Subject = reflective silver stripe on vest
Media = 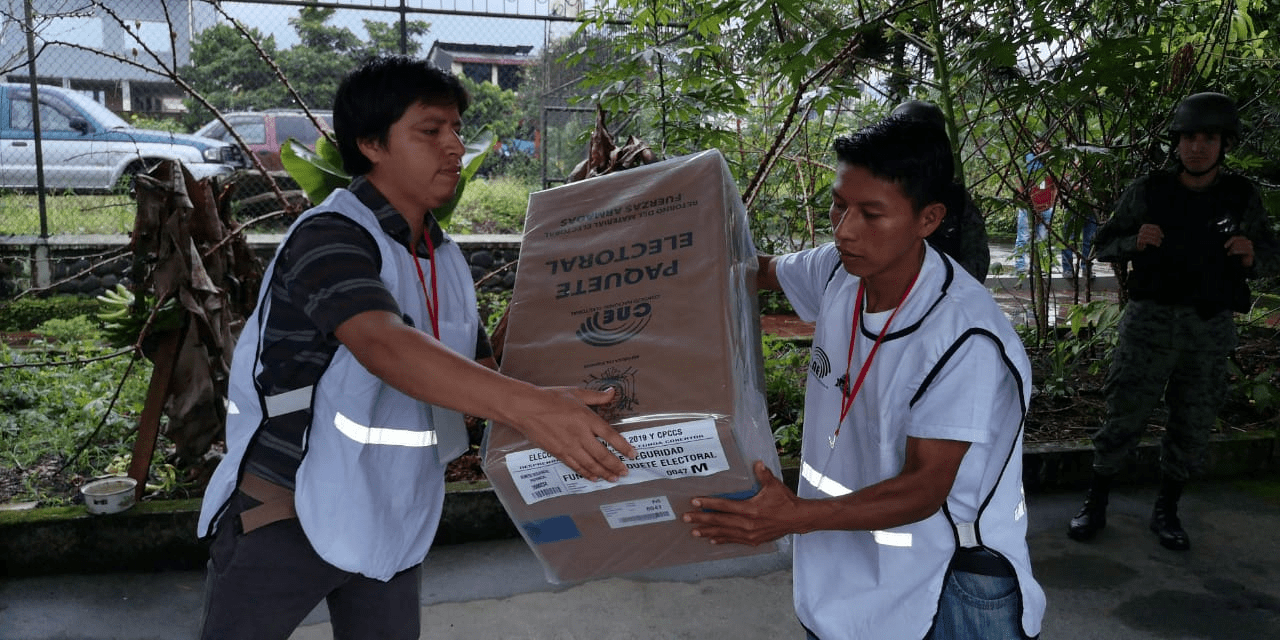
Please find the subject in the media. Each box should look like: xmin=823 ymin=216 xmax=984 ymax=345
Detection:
xmin=872 ymin=530 xmax=913 ymax=547
xmin=225 ymin=387 xmax=310 ymax=418
xmin=801 ymin=461 xmax=853 ymax=497
xmin=264 ymin=386 xmax=313 ymax=418
xmin=803 ymin=462 xmax=915 ymax=548
xmin=334 ymin=411 xmax=438 ymax=448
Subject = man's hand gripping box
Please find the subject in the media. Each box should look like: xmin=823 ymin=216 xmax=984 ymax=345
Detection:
xmin=483 ymin=150 xmax=782 ymax=583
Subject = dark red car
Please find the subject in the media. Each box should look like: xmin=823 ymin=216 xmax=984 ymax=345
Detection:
xmin=195 ymin=110 xmax=333 ymax=172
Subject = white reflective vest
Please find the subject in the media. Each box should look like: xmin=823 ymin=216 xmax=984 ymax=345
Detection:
xmin=778 ymin=244 xmax=1046 ymax=639
xmin=198 ymin=187 xmax=478 ymax=581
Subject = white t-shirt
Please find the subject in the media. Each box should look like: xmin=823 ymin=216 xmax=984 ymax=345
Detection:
xmin=776 ymin=243 xmax=1045 ymax=639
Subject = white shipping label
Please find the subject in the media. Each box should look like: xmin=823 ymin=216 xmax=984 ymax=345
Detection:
xmin=504 ymin=418 xmax=730 ymax=505
xmin=600 ymin=496 xmax=676 ymax=529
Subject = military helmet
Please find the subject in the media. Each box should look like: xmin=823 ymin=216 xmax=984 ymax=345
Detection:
xmin=1168 ymin=92 xmax=1240 ymax=137
xmin=890 ymin=100 xmax=947 ymax=132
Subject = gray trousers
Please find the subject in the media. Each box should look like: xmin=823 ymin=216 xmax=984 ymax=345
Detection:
xmin=200 ymin=491 xmax=423 ymax=640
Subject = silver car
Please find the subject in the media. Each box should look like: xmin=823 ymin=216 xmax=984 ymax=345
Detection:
xmin=0 ymin=83 xmax=246 ymax=192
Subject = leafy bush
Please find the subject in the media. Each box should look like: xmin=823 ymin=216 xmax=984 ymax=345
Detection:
xmin=1024 ymin=300 xmax=1123 ymax=399
xmin=485 ymin=151 xmax=542 ymax=184
xmin=1227 ymin=360 xmax=1280 ymax=415
xmin=759 ymin=290 xmax=794 ymax=315
xmin=475 ymin=289 xmax=512 ymax=337
xmin=127 ymin=113 xmax=186 ymax=134
xmin=0 ymin=342 xmax=155 ymax=506
xmin=763 ymin=336 xmax=809 ymax=459
xmin=32 ymin=316 xmax=102 ymax=344
xmin=0 ymin=302 xmax=177 ymax=506
xmin=0 ymin=296 xmax=101 ymax=332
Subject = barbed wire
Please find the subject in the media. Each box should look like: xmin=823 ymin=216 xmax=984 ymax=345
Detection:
xmin=0 ymin=345 xmax=137 ymax=370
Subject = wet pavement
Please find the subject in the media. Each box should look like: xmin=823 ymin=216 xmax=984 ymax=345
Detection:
xmin=986 ymin=243 xmax=1120 ymax=328
xmin=2 ymin=479 xmax=1277 ymax=639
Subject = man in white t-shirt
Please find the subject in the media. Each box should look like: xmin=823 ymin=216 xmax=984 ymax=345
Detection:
xmin=684 ymin=117 xmax=1045 ymax=639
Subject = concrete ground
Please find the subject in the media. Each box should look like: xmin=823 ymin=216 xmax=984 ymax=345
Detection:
xmin=2 ymin=479 xmax=1277 ymax=639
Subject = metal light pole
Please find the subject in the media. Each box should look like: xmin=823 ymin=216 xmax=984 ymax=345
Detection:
xmin=23 ymin=0 xmax=52 ymax=290
xmin=23 ymin=0 xmax=48 ymax=239
xmin=399 ymin=0 xmax=407 ymax=54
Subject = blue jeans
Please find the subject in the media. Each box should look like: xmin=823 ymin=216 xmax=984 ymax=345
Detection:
xmin=1061 ymin=217 xmax=1097 ymax=278
xmin=928 ymin=570 xmax=1026 ymax=640
xmin=1014 ymin=207 xmax=1052 ymax=273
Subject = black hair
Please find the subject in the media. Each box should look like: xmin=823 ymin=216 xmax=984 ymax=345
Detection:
xmin=889 ymin=99 xmax=947 ymax=135
xmin=333 ymin=55 xmax=471 ymax=176
xmin=833 ymin=117 xmax=954 ymax=213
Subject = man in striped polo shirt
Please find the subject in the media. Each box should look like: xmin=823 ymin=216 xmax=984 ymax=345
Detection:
xmin=198 ymin=56 xmax=636 ymax=640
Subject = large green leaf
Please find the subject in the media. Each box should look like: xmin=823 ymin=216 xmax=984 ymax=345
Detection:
xmin=278 ymin=127 xmax=493 ymax=228
xmin=280 ymin=136 xmax=350 ymax=206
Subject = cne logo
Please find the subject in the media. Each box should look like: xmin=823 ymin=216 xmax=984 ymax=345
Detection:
xmin=809 ymin=346 xmax=831 ymax=380
xmin=576 ymin=303 xmax=652 ymax=347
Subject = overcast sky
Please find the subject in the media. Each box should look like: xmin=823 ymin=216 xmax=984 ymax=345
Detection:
xmin=220 ymin=0 xmax=584 ymax=53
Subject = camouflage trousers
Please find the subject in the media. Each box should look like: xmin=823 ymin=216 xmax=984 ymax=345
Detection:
xmin=1093 ymin=300 xmax=1236 ymax=482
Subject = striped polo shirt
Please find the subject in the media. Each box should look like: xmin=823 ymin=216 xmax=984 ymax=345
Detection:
xmin=242 ymin=176 xmax=491 ymax=490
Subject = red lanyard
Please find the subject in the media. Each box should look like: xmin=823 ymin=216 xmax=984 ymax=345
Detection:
xmin=830 ymin=271 xmax=919 ymax=449
xmin=410 ymin=229 xmax=440 ymax=339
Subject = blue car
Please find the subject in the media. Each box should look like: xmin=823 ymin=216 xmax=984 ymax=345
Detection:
xmin=0 ymin=83 xmax=246 ymax=192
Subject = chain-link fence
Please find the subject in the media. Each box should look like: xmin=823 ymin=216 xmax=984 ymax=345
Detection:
xmin=0 ymin=0 xmax=618 ymax=238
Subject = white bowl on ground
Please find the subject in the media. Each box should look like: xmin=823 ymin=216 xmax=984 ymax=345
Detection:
xmin=81 ymin=477 xmax=138 ymax=515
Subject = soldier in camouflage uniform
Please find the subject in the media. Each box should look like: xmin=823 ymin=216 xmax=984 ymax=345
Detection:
xmin=1068 ymin=92 xmax=1280 ymax=550
xmin=890 ymin=100 xmax=991 ymax=282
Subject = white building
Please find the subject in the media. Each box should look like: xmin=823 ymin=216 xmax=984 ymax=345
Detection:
xmin=427 ymin=41 xmax=534 ymax=92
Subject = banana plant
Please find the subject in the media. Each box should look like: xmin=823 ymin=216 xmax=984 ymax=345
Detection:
xmin=279 ymin=126 xmax=494 ymax=228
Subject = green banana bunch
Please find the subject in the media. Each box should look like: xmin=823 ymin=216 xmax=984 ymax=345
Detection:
xmin=96 ymin=284 xmax=182 ymax=347
xmin=96 ymin=284 xmax=134 ymax=320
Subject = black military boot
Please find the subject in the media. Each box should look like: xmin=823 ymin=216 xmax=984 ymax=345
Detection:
xmin=1150 ymin=478 xmax=1191 ymax=551
xmin=1067 ymin=473 xmax=1113 ymax=541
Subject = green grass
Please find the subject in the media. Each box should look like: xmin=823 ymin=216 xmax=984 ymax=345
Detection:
xmin=1 ymin=179 xmax=538 ymax=237
xmin=449 ymin=176 xmax=535 ymax=235
xmin=0 ymin=170 xmax=543 ymax=238
xmin=0 ymin=193 xmax=135 ymax=236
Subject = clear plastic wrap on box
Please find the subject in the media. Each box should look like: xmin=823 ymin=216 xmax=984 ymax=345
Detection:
xmin=483 ymin=149 xmax=782 ymax=583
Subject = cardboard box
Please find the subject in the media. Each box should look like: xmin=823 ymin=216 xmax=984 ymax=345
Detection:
xmin=483 ymin=150 xmax=781 ymax=583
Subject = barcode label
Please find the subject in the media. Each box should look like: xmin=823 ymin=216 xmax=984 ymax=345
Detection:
xmin=618 ymin=511 xmax=671 ymax=524
xmin=600 ymin=496 xmax=676 ymax=529
xmin=533 ymin=486 xmax=564 ymax=499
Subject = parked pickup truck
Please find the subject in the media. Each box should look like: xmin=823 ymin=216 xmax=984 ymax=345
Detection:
xmin=0 ymin=83 xmax=246 ymax=192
